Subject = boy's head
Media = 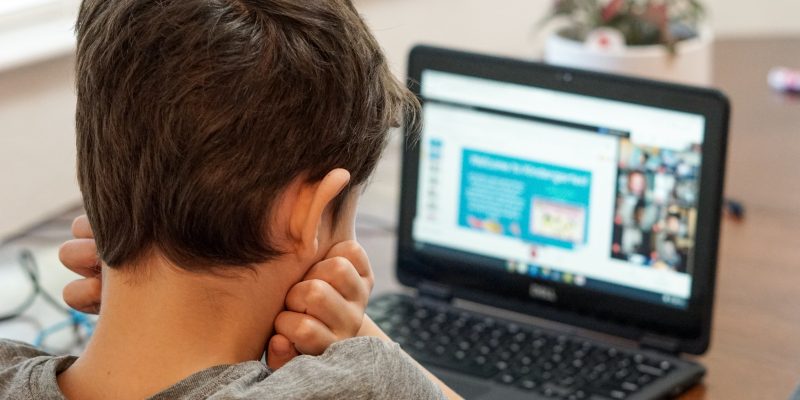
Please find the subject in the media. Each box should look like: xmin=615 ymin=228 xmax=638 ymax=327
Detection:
xmin=74 ymin=0 xmax=418 ymax=271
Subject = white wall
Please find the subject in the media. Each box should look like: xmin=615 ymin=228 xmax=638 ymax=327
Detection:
xmin=0 ymin=55 xmax=80 ymax=239
xmin=1 ymin=0 xmax=799 ymax=237
xmin=355 ymin=0 xmax=800 ymax=75
xmin=708 ymin=0 xmax=800 ymax=36
xmin=357 ymin=0 xmax=546 ymax=75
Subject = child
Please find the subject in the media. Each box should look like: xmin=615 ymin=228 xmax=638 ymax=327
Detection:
xmin=0 ymin=0 xmax=458 ymax=398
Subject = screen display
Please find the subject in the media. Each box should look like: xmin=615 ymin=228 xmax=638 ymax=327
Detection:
xmin=412 ymin=70 xmax=707 ymax=309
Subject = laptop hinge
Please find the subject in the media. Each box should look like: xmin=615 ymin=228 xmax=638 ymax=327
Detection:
xmin=417 ymin=281 xmax=454 ymax=303
xmin=639 ymin=333 xmax=681 ymax=355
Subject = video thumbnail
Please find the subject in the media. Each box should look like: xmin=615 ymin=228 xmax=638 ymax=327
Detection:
xmin=610 ymin=139 xmax=701 ymax=273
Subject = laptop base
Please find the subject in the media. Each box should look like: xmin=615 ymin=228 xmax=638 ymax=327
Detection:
xmin=368 ymin=293 xmax=704 ymax=400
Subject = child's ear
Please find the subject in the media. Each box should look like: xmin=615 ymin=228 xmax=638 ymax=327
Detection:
xmin=288 ymin=169 xmax=351 ymax=260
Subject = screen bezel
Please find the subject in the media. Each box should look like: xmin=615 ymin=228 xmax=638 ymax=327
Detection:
xmin=396 ymin=45 xmax=729 ymax=355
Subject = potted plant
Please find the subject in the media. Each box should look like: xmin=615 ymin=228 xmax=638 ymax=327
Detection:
xmin=541 ymin=0 xmax=712 ymax=86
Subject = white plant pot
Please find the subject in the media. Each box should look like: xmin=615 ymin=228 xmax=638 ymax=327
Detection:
xmin=544 ymin=29 xmax=713 ymax=86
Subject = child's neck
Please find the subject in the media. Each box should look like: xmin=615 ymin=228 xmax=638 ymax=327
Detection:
xmin=57 ymin=259 xmax=301 ymax=400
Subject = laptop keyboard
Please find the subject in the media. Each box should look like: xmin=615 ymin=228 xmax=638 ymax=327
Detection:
xmin=367 ymin=295 xmax=675 ymax=400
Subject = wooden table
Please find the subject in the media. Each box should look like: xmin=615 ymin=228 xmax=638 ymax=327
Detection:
xmin=359 ymin=37 xmax=800 ymax=399
xmin=681 ymin=37 xmax=800 ymax=400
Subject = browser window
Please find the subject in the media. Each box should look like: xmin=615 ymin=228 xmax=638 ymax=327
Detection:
xmin=412 ymin=70 xmax=706 ymax=309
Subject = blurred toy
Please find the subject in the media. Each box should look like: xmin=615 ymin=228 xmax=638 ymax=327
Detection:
xmin=768 ymin=67 xmax=800 ymax=93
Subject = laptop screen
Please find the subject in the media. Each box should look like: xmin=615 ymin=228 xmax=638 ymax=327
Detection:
xmin=411 ymin=70 xmax=707 ymax=310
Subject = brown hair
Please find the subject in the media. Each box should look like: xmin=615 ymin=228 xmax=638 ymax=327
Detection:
xmin=74 ymin=0 xmax=419 ymax=270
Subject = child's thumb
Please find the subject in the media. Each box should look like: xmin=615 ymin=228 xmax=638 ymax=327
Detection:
xmin=267 ymin=334 xmax=300 ymax=370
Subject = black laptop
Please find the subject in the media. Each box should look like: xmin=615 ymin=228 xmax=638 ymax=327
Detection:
xmin=366 ymin=46 xmax=729 ymax=400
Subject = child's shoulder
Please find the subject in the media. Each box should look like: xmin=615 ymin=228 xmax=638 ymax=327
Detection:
xmin=0 ymin=337 xmax=445 ymax=399
xmin=0 ymin=339 xmax=73 ymax=399
xmin=157 ymin=337 xmax=444 ymax=400
xmin=0 ymin=339 xmax=52 ymax=369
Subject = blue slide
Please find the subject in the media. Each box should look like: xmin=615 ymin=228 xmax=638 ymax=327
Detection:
xmin=458 ymin=149 xmax=592 ymax=250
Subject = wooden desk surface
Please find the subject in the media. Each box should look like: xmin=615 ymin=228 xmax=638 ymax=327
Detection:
xmin=682 ymin=37 xmax=800 ymax=399
xmin=359 ymin=37 xmax=800 ymax=399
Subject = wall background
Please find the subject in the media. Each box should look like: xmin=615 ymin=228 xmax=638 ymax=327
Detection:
xmin=2 ymin=1 xmax=799 ymax=238
xmin=355 ymin=0 xmax=800 ymax=75
xmin=0 ymin=56 xmax=77 ymax=239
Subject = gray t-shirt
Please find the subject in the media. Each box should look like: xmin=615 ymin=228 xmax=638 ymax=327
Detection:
xmin=0 ymin=337 xmax=444 ymax=399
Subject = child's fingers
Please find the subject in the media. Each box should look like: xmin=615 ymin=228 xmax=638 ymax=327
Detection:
xmin=60 ymin=218 xmax=102 ymax=314
xmin=62 ymin=277 xmax=102 ymax=314
xmin=58 ymin=239 xmax=100 ymax=278
xmin=323 ymin=241 xmax=374 ymax=294
xmin=284 ymin=279 xmax=360 ymax=336
xmin=274 ymin=311 xmax=338 ymax=356
xmin=266 ymin=334 xmax=300 ymax=370
xmin=71 ymin=215 xmax=95 ymax=239
xmin=303 ymin=257 xmax=369 ymax=305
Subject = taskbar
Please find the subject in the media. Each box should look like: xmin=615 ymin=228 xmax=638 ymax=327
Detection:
xmin=530 ymin=264 xmax=687 ymax=309
xmin=508 ymin=260 xmax=689 ymax=309
xmin=414 ymin=241 xmax=688 ymax=310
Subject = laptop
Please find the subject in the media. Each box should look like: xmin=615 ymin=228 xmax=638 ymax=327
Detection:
xmin=366 ymin=45 xmax=729 ymax=400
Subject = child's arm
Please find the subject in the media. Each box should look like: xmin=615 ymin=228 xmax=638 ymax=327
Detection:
xmin=358 ymin=315 xmax=464 ymax=400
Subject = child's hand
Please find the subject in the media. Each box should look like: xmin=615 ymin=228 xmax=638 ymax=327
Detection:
xmin=59 ymin=216 xmax=103 ymax=314
xmin=267 ymin=240 xmax=374 ymax=369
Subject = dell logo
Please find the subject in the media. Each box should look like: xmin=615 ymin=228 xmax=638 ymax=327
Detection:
xmin=529 ymin=283 xmax=557 ymax=302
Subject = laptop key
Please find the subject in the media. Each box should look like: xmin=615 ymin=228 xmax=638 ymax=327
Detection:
xmin=620 ymin=381 xmax=639 ymax=392
xmin=636 ymin=364 xmax=665 ymax=377
xmin=614 ymin=368 xmax=631 ymax=380
xmin=496 ymin=373 xmax=516 ymax=384
xmin=517 ymin=378 xmax=538 ymax=390
xmin=568 ymin=390 xmax=588 ymax=400
xmin=610 ymin=390 xmax=627 ymax=399
xmin=559 ymin=376 xmax=576 ymax=387
xmin=494 ymin=360 xmax=509 ymax=371
xmin=541 ymin=383 xmax=572 ymax=397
